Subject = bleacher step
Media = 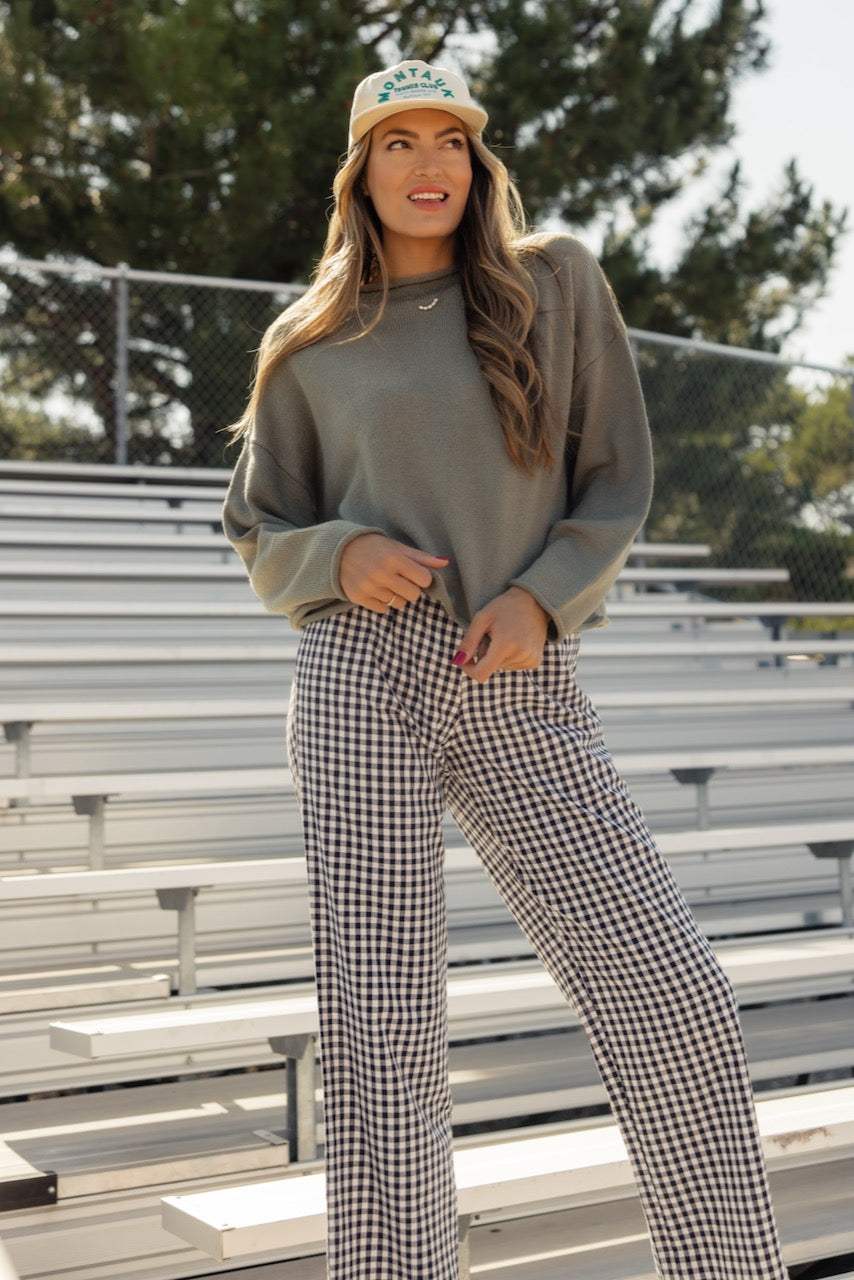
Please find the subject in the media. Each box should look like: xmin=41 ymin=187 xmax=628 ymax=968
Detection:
xmin=4 ymin=999 xmax=852 ymax=1200
xmin=0 ymin=971 xmax=171 ymax=1017
xmin=0 ymin=1073 xmax=289 ymax=1200
xmin=0 ymin=1141 xmax=56 ymax=1212
xmin=160 ymin=1089 xmax=854 ymax=1264
xmin=2 ymin=1155 xmax=852 ymax=1280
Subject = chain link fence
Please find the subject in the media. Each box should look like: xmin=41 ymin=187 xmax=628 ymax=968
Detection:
xmin=1 ymin=256 xmax=852 ymax=602
xmin=0 ymin=257 xmax=302 ymax=469
xmin=631 ymin=331 xmax=854 ymax=604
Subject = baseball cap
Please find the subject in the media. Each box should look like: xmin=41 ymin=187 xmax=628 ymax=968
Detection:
xmin=348 ymin=60 xmax=488 ymax=147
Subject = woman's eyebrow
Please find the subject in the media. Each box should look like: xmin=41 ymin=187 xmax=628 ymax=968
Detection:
xmin=380 ymin=125 xmax=466 ymax=140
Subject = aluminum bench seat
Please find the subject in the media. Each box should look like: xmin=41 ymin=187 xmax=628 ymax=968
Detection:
xmin=159 ymin=1085 xmax=854 ymax=1276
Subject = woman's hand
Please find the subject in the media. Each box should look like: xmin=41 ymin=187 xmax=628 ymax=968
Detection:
xmin=453 ymin=587 xmax=549 ymax=683
xmin=339 ymin=532 xmax=450 ymax=613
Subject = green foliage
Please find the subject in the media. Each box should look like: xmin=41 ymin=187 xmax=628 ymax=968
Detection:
xmin=743 ymin=373 xmax=854 ymax=532
xmin=480 ymin=0 xmax=766 ymax=223
xmin=0 ymin=0 xmax=372 ymax=280
xmin=602 ymin=161 xmax=844 ymax=350
xmin=0 ymin=400 xmax=104 ymax=460
xmin=777 ymin=526 xmax=852 ymax=603
xmin=637 ymin=343 xmax=854 ymax=599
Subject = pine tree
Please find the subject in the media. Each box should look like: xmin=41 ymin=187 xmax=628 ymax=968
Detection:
xmin=0 ymin=0 xmax=846 ymax=474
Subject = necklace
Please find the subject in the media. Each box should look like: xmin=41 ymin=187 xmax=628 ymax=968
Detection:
xmin=418 ymin=297 xmax=439 ymax=312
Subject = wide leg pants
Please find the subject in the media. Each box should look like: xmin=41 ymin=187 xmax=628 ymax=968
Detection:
xmin=287 ymin=598 xmax=787 ymax=1280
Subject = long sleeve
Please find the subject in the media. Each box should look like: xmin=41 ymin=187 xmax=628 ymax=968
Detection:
xmin=222 ymin=360 xmax=382 ymax=627
xmin=509 ymin=238 xmax=653 ymax=639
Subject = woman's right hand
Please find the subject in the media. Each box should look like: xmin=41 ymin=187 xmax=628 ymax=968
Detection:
xmin=338 ymin=533 xmax=450 ymax=613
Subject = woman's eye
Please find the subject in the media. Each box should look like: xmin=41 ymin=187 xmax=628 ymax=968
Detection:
xmin=385 ymin=136 xmax=464 ymax=151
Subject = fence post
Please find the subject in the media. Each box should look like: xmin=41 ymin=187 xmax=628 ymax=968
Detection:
xmin=630 ymin=335 xmax=648 ymax=580
xmin=114 ymin=263 xmax=129 ymax=464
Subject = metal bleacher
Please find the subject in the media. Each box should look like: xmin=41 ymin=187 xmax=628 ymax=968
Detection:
xmin=0 ymin=461 xmax=853 ymax=1280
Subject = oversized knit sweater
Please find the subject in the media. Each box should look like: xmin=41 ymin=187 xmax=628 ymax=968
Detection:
xmin=222 ymin=233 xmax=653 ymax=640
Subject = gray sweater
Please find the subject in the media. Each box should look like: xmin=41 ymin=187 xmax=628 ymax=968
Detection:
xmin=223 ymin=233 xmax=653 ymax=640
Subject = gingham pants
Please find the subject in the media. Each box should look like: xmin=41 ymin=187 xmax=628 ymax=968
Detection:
xmin=287 ymin=597 xmax=787 ymax=1280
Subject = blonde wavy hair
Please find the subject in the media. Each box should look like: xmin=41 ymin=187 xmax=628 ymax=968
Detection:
xmin=232 ymin=128 xmax=556 ymax=471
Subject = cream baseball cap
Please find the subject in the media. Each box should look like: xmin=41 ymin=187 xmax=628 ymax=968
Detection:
xmin=348 ymin=60 xmax=488 ymax=147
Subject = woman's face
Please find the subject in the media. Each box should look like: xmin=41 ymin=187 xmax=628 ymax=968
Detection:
xmin=364 ymin=107 xmax=473 ymax=272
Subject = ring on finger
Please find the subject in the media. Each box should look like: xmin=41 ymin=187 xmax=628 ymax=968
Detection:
xmin=385 ymin=593 xmax=397 ymax=606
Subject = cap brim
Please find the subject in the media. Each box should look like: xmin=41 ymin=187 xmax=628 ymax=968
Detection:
xmin=349 ymin=101 xmax=488 ymax=147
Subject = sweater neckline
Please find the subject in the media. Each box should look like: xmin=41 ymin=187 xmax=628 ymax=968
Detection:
xmin=360 ymin=265 xmax=458 ymax=300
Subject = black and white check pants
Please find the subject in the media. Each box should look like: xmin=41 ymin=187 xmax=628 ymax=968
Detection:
xmin=287 ymin=597 xmax=787 ymax=1280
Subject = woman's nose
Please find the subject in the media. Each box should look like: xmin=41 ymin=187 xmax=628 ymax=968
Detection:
xmin=414 ymin=151 xmax=441 ymax=174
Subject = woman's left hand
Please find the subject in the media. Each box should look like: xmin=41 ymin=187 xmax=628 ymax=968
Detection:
xmin=453 ymin=587 xmax=550 ymax=683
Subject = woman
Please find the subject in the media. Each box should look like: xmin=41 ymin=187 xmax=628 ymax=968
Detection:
xmin=223 ymin=59 xmax=787 ymax=1280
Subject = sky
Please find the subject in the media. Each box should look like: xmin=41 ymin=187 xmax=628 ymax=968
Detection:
xmin=698 ymin=0 xmax=852 ymax=371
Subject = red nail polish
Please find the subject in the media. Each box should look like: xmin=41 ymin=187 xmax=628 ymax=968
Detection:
xmin=451 ymin=650 xmax=467 ymax=667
